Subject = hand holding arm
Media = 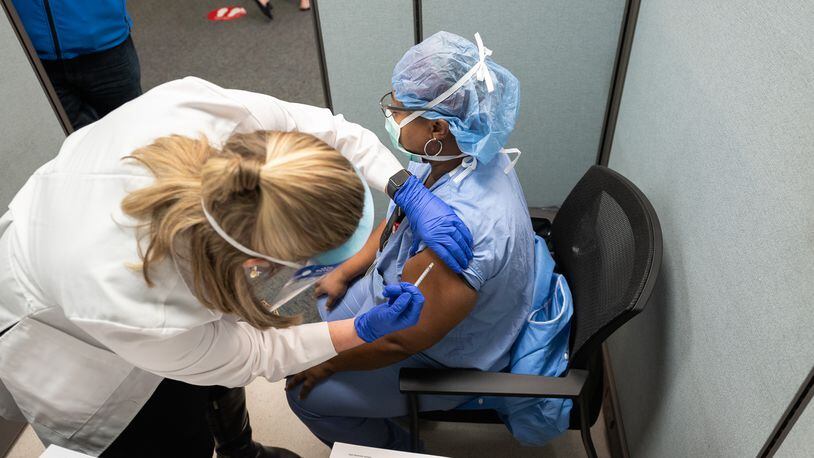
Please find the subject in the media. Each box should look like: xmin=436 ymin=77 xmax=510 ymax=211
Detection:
xmin=394 ymin=176 xmax=474 ymax=273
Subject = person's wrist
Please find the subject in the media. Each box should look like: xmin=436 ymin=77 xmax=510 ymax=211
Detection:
xmin=387 ymin=170 xmax=413 ymax=200
xmin=328 ymin=319 xmax=365 ymax=352
xmin=321 ymin=359 xmax=337 ymax=375
xmin=353 ymin=314 xmax=376 ymax=343
xmin=392 ymin=175 xmax=419 ymax=208
xmin=332 ymin=266 xmax=352 ymax=284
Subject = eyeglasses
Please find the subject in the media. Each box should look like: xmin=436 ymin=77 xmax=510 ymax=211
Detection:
xmin=379 ymin=91 xmax=443 ymax=118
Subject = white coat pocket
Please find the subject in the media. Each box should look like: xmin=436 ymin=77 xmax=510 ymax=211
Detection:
xmin=0 ymin=317 xmax=134 ymax=439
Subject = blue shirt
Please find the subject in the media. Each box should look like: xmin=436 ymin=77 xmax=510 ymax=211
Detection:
xmin=12 ymin=0 xmax=132 ymax=60
xmin=368 ymin=156 xmax=535 ymax=371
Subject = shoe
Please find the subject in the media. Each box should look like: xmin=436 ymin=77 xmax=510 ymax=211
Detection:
xmin=299 ymin=0 xmax=310 ymax=10
xmin=206 ymin=387 xmax=300 ymax=458
xmin=253 ymin=0 xmax=274 ymax=20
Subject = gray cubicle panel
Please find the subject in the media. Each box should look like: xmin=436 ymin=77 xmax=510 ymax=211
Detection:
xmin=314 ymin=0 xmax=415 ymax=220
xmin=776 ymin=394 xmax=814 ymax=458
xmin=606 ymin=0 xmax=814 ymax=456
xmin=421 ymin=0 xmax=627 ymax=207
xmin=0 ymin=1 xmax=66 ymax=454
xmin=0 ymin=5 xmax=66 ymax=207
xmin=316 ymin=1 xmax=627 ymax=214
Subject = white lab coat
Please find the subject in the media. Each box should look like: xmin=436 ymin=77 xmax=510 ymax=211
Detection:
xmin=0 ymin=77 xmax=403 ymax=456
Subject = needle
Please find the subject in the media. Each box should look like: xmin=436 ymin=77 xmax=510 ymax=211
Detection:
xmin=414 ymin=262 xmax=435 ymax=287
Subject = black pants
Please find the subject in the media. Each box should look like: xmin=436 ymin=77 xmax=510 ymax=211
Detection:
xmin=101 ymin=379 xmax=222 ymax=458
xmin=41 ymin=35 xmax=142 ymax=130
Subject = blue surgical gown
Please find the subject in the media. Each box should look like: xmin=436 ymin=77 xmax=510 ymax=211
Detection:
xmin=326 ymin=155 xmax=535 ymax=372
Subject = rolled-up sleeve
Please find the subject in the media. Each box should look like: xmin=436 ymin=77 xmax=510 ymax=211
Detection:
xmin=78 ymin=318 xmax=338 ymax=387
xmin=223 ymin=87 xmax=404 ymax=193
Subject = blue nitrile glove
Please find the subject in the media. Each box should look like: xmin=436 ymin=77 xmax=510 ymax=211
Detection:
xmin=354 ymin=282 xmax=426 ymax=343
xmin=393 ymin=175 xmax=474 ymax=273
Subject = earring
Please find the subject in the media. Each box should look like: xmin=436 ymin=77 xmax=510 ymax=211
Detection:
xmin=249 ymin=265 xmax=261 ymax=279
xmin=423 ymin=138 xmax=443 ymax=156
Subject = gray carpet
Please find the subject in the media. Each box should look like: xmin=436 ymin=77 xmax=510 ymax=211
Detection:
xmin=128 ymin=0 xmax=325 ymax=107
xmin=251 ymin=268 xmax=323 ymax=324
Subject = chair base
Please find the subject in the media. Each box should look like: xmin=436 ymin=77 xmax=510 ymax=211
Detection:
xmin=408 ymin=396 xmax=598 ymax=458
xmin=418 ymin=409 xmax=502 ymax=424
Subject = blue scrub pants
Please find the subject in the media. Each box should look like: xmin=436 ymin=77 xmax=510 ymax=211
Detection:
xmin=286 ymin=277 xmax=472 ymax=451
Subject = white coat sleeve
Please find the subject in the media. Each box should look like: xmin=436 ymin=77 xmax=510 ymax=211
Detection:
xmin=77 ymin=318 xmax=338 ymax=387
xmin=224 ymin=88 xmax=404 ymax=193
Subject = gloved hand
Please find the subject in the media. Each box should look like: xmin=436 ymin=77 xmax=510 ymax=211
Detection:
xmin=354 ymin=282 xmax=425 ymax=343
xmin=394 ymin=175 xmax=474 ymax=273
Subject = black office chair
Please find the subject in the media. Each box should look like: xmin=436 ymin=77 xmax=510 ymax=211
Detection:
xmin=399 ymin=165 xmax=663 ymax=457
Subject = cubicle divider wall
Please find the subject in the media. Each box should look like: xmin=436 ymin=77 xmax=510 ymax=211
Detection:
xmin=420 ymin=0 xmax=627 ymax=207
xmin=0 ymin=0 xmax=69 ymax=455
xmin=606 ymin=1 xmax=814 ymax=456
xmin=314 ymin=0 xmax=629 ymax=218
xmin=313 ymin=0 xmax=416 ymax=220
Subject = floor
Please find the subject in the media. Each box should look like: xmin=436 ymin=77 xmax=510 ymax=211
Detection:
xmin=128 ymin=0 xmax=325 ymax=107
xmin=8 ymin=2 xmax=611 ymax=457
xmin=8 ymin=379 xmax=610 ymax=457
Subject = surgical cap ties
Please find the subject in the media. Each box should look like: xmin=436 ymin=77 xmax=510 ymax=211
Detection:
xmin=474 ymin=33 xmax=495 ymax=93
xmin=400 ymin=32 xmax=496 ymax=128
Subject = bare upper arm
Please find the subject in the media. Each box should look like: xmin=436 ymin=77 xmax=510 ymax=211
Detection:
xmin=381 ymin=249 xmax=478 ymax=353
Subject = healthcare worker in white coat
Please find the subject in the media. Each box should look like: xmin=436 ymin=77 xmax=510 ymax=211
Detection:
xmin=0 ymin=76 xmax=474 ymax=458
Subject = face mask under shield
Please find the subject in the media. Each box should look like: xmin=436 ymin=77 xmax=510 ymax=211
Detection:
xmin=200 ymin=171 xmax=374 ymax=315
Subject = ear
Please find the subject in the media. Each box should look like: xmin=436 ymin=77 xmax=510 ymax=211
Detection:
xmin=242 ymin=258 xmax=275 ymax=280
xmin=430 ymin=119 xmax=452 ymax=140
xmin=243 ymin=258 xmax=271 ymax=269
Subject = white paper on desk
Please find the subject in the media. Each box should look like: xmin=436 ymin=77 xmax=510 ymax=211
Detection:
xmin=41 ymin=445 xmax=96 ymax=458
xmin=330 ymin=442 xmax=448 ymax=458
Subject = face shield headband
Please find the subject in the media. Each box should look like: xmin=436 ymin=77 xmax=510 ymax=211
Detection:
xmin=200 ymin=169 xmax=374 ymax=311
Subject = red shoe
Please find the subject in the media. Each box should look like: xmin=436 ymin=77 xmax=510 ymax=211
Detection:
xmin=207 ymin=6 xmax=248 ymax=22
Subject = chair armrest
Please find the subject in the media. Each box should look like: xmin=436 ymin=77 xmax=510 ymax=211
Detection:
xmin=399 ymin=368 xmax=588 ymax=399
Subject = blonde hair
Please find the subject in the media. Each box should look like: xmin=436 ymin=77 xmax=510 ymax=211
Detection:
xmin=121 ymin=131 xmax=365 ymax=328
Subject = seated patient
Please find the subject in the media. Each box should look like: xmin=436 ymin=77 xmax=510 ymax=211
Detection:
xmin=286 ymin=32 xmax=532 ymax=451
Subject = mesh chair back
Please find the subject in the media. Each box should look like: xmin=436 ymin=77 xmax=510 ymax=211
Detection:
xmin=552 ymin=166 xmax=662 ymax=368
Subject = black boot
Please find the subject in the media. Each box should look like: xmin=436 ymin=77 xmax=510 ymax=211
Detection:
xmin=253 ymin=0 xmax=273 ymax=20
xmin=206 ymin=387 xmax=300 ymax=458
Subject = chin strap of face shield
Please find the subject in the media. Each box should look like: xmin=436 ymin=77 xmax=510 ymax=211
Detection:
xmin=451 ymin=148 xmax=522 ymax=184
xmin=200 ymin=199 xmax=303 ymax=269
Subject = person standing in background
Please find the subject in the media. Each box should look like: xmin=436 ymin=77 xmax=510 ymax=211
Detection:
xmin=12 ymin=0 xmax=142 ymax=130
xmin=253 ymin=0 xmax=311 ymax=20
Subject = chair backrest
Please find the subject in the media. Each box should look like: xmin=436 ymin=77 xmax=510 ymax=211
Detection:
xmin=552 ymin=166 xmax=663 ymax=368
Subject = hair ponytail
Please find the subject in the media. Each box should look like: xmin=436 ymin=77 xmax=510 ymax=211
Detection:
xmin=121 ymin=131 xmax=364 ymax=329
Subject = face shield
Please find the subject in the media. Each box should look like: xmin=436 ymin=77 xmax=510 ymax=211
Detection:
xmin=201 ymin=171 xmax=374 ymax=312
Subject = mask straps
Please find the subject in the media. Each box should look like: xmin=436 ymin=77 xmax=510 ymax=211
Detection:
xmin=398 ymin=33 xmax=496 ymax=128
xmin=501 ymin=148 xmax=522 ymax=174
xmin=450 ymin=148 xmax=522 ymax=184
xmin=200 ymin=199 xmax=303 ymax=269
xmin=452 ymin=156 xmax=478 ymax=184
